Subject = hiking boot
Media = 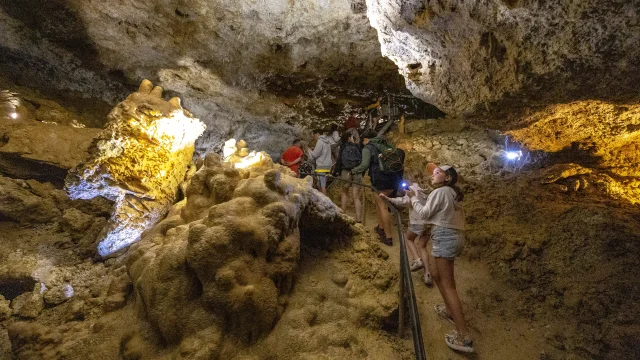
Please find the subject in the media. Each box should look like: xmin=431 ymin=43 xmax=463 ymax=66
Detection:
xmin=445 ymin=330 xmax=474 ymax=353
xmin=410 ymin=259 xmax=424 ymax=272
xmin=434 ymin=304 xmax=455 ymax=325
xmin=423 ymin=272 xmax=433 ymax=286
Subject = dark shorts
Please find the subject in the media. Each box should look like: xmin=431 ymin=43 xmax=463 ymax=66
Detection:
xmin=371 ymin=172 xmax=400 ymax=193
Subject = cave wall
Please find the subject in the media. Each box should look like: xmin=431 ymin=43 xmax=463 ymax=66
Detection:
xmin=365 ymin=0 xmax=640 ymax=116
xmin=0 ymin=0 xmax=407 ymax=158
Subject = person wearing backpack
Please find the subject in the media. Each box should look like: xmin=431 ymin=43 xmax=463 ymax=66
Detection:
xmin=335 ymin=128 xmax=363 ymax=223
xmin=350 ymin=130 xmax=405 ymax=246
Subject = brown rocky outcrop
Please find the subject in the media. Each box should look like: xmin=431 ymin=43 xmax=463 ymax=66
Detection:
xmin=66 ymin=80 xmax=205 ymax=256
xmin=123 ymin=153 xmax=397 ymax=359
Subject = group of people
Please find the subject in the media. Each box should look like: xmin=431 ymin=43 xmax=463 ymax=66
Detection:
xmin=279 ymin=105 xmax=474 ymax=353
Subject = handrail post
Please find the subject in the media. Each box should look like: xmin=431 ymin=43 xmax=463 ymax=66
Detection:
xmin=398 ymin=250 xmax=405 ymax=335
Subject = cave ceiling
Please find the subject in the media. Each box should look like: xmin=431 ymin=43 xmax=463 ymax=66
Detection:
xmin=0 ymin=0 xmax=407 ymax=157
xmin=1 ymin=0 xmax=640 ymax=165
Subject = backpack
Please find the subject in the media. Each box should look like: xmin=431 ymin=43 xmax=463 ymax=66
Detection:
xmin=370 ymin=140 xmax=404 ymax=174
xmin=341 ymin=143 xmax=362 ymax=170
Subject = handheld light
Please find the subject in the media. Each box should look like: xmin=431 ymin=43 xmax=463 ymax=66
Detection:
xmin=10 ymin=112 xmax=17 ymax=119
xmin=505 ymin=151 xmax=521 ymax=160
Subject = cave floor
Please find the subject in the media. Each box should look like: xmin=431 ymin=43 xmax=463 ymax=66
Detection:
xmin=351 ymin=195 xmax=551 ymax=359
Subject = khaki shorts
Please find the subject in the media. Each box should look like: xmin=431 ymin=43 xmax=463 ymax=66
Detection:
xmin=341 ymin=169 xmax=363 ymax=188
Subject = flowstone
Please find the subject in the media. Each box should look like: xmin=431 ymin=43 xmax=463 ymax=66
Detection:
xmin=123 ymin=153 xmax=397 ymax=359
xmin=66 ymin=80 xmax=205 ymax=256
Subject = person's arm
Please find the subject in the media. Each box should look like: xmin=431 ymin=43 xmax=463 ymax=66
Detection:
xmin=289 ymin=156 xmax=302 ymax=165
xmin=309 ymin=142 xmax=322 ymax=162
xmin=350 ymin=146 xmax=371 ymax=174
xmin=332 ymin=131 xmax=340 ymax=143
xmin=411 ymin=190 xmax=444 ymax=219
xmin=386 ymin=195 xmax=410 ymax=207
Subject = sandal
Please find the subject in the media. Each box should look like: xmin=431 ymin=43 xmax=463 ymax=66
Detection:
xmin=445 ymin=330 xmax=474 ymax=353
xmin=423 ymin=272 xmax=433 ymax=286
xmin=410 ymin=259 xmax=424 ymax=272
xmin=434 ymin=304 xmax=455 ymax=324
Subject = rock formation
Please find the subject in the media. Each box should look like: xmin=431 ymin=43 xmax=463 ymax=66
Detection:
xmin=66 ymin=80 xmax=205 ymax=256
xmin=365 ymin=0 xmax=640 ymax=115
xmin=0 ymin=0 xmax=407 ymax=160
xmin=122 ymin=152 xmax=397 ymax=359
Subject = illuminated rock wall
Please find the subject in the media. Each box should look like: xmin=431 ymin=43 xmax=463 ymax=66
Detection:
xmin=66 ymin=80 xmax=205 ymax=256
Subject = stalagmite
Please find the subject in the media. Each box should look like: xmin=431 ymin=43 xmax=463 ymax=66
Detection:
xmin=65 ymin=80 xmax=205 ymax=256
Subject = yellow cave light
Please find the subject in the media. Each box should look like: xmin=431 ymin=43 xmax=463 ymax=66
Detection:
xmin=233 ymin=151 xmax=264 ymax=169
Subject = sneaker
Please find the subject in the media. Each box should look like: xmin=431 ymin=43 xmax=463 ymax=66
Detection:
xmin=423 ymin=272 xmax=433 ymax=286
xmin=445 ymin=330 xmax=474 ymax=353
xmin=434 ymin=304 xmax=455 ymax=325
xmin=410 ymin=259 xmax=424 ymax=272
xmin=374 ymin=225 xmax=385 ymax=238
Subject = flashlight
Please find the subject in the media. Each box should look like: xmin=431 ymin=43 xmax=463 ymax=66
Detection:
xmin=401 ymin=181 xmax=408 ymax=190
xmin=505 ymin=151 xmax=521 ymax=160
xmin=10 ymin=112 xmax=17 ymax=119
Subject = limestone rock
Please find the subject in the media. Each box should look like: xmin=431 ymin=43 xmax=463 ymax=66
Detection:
xmin=0 ymin=176 xmax=61 ymax=223
xmin=43 ymin=284 xmax=74 ymax=306
xmin=11 ymin=290 xmax=44 ymax=319
xmin=61 ymin=208 xmax=95 ymax=233
xmin=0 ymin=117 xmax=99 ymax=170
xmin=125 ymin=152 xmax=354 ymax=356
xmin=66 ymin=80 xmax=205 ymax=256
xmin=366 ymin=0 xmax=640 ymax=115
xmin=0 ymin=295 xmax=11 ymax=321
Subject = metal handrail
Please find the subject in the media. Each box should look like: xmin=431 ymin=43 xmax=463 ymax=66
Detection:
xmin=300 ymin=172 xmax=427 ymax=360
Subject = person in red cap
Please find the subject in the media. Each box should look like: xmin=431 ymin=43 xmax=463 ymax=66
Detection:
xmin=408 ymin=163 xmax=473 ymax=353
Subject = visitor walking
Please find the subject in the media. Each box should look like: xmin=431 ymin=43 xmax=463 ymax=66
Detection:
xmin=350 ymin=130 xmax=404 ymax=246
xmin=407 ymin=163 xmax=474 ymax=353
xmin=335 ymin=128 xmax=363 ymax=223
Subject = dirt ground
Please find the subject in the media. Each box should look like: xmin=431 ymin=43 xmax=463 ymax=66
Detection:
xmin=340 ymin=197 xmax=551 ymax=359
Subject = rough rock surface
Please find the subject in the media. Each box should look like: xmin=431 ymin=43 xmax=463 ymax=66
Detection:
xmin=122 ymin=152 xmax=399 ymax=359
xmin=386 ymin=120 xmax=640 ymax=359
xmin=366 ymin=0 xmax=640 ymax=115
xmin=66 ymin=80 xmax=205 ymax=256
xmin=0 ymin=0 xmax=406 ymax=160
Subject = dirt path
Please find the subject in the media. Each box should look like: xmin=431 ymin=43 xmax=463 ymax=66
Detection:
xmin=350 ymin=200 xmax=550 ymax=359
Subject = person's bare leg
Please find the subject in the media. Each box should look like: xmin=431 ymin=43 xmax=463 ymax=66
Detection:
xmin=341 ymin=187 xmax=349 ymax=212
xmin=352 ymin=186 xmax=362 ymax=222
xmin=434 ymin=257 xmax=469 ymax=335
xmin=374 ymin=190 xmax=394 ymax=238
xmin=405 ymin=230 xmax=419 ymax=261
xmin=415 ymin=236 xmax=431 ymax=272
xmin=373 ymin=191 xmax=382 ymax=229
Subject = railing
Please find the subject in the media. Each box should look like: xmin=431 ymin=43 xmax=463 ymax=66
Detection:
xmin=301 ymin=172 xmax=427 ymax=360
